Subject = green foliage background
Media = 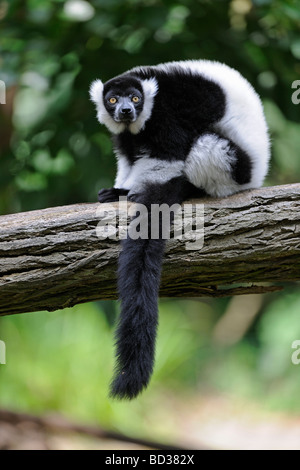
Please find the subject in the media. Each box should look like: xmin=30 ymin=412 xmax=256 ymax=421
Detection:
xmin=0 ymin=0 xmax=300 ymax=445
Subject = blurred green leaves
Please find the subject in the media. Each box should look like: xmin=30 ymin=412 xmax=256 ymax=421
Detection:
xmin=0 ymin=303 xmax=115 ymax=418
xmin=0 ymin=0 xmax=299 ymax=213
xmin=0 ymin=0 xmax=300 ymax=434
xmin=264 ymin=100 xmax=300 ymax=182
xmin=0 ymin=298 xmax=218 ymax=429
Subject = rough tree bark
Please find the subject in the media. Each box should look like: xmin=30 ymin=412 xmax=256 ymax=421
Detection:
xmin=0 ymin=183 xmax=299 ymax=317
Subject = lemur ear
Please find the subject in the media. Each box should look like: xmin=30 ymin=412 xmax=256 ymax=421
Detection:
xmin=89 ymin=79 xmax=104 ymax=104
xmin=141 ymin=77 xmax=158 ymax=101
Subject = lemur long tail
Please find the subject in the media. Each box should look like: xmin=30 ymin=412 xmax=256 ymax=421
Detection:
xmin=110 ymin=235 xmax=165 ymax=399
xmin=110 ymin=177 xmax=205 ymax=399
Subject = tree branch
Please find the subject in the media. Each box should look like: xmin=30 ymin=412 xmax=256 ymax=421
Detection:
xmin=0 ymin=183 xmax=299 ymax=316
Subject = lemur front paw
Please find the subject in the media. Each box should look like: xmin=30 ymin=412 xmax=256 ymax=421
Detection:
xmin=127 ymin=192 xmax=139 ymax=202
xmin=98 ymin=188 xmax=129 ymax=203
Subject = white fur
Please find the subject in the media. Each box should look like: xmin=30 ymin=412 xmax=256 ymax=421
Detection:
xmin=121 ymin=157 xmax=184 ymax=196
xmin=129 ymin=77 xmax=158 ymax=134
xmin=91 ymin=60 xmax=270 ymax=195
xmin=154 ymin=60 xmax=270 ymax=188
xmin=114 ymin=151 xmax=132 ymax=188
xmin=90 ymin=78 xmax=126 ymax=134
xmin=89 ymin=79 xmax=103 ymax=103
xmin=90 ymin=76 xmax=158 ymax=135
xmin=184 ymin=134 xmax=240 ymax=197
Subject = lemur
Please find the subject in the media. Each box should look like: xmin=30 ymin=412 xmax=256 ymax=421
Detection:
xmin=90 ymin=60 xmax=270 ymax=399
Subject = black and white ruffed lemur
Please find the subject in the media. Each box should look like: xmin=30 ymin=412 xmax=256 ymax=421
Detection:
xmin=90 ymin=60 xmax=270 ymax=399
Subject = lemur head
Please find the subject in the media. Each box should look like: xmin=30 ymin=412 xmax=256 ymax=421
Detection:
xmin=90 ymin=74 xmax=158 ymax=135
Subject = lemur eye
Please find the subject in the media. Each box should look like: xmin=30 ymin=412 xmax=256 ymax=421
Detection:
xmin=132 ymin=96 xmax=140 ymax=103
xmin=109 ymin=97 xmax=117 ymax=104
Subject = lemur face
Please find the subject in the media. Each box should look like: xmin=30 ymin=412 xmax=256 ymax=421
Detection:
xmin=103 ymin=79 xmax=144 ymax=124
xmin=90 ymin=74 xmax=158 ymax=134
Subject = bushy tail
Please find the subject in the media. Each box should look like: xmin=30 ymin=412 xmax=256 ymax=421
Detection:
xmin=109 ymin=176 xmax=204 ymax=399
xmin=110 ymin=235 xmax=166 ymax=399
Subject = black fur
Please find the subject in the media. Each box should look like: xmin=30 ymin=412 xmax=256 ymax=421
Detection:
xmin=230 ymin=144 xmax=252 ymax=185
xmin=92 ymin=64 xmax=256 ymax=400
xmin=117 ymin=69 xmax=226 ymax=162
xmin=104 ymin=76 xmax=144 ymax=96
xmin=98 ymin=187 xmax=129 ymax=203
xmin=110 ymin=177 xmax=203 ymax=399
xmin=104 ymin=77 xmax=144 ymax=120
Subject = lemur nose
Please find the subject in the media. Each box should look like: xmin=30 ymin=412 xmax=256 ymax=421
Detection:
xmin=121 ymin=108 xmax=132 ymax=115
